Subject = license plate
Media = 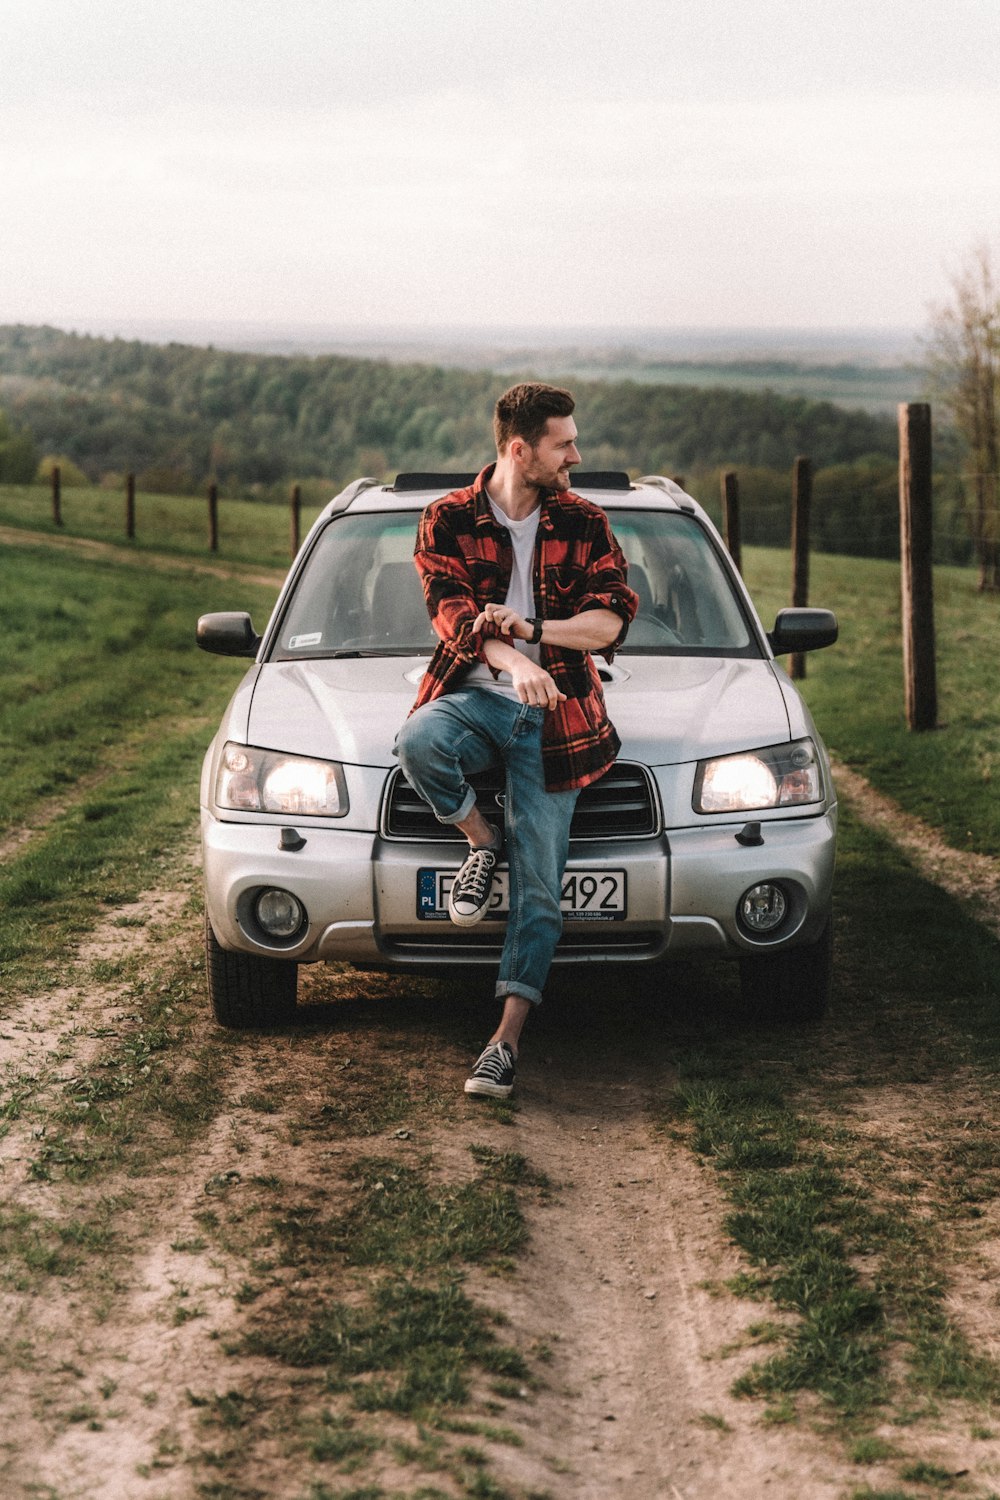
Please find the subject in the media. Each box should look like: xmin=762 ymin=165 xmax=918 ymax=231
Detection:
xmin=417 ymin=867 xmax=626 ymax=921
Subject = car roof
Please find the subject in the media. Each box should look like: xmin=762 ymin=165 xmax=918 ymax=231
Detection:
xmin=320 ymin=472 xmax=699 ymax=521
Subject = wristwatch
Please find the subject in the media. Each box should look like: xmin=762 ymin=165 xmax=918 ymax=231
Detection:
xmin=525 ymin=618 xmax=544 ymax=644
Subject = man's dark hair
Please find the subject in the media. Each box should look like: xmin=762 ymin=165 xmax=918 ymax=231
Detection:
xmin=493 ymin=382 xmax=575 ymax=452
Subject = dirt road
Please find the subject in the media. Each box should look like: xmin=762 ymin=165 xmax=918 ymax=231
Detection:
xmin=2 ymin=777 xmax=1000 ymax=1499
xmin=0 ymin=947 xmax=846 ymax=1499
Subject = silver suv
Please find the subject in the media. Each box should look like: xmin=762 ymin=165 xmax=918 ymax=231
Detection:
xmin=198 ymin=472 xmax=838 ymax=1027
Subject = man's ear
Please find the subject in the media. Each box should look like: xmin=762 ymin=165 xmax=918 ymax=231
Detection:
xmin=508 ymin=436 xmax=528 ymax=465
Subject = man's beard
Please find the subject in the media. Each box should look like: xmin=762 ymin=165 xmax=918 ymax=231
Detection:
xmin=523 ymin=458 xmax=571 ymax=492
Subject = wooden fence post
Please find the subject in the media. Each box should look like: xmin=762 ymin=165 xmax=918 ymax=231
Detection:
xmin=290 ymin=483 xmax=301 ymax=558
xmin=126 ymin=472 xmax=136 ymax=539
xmin=52 ymin=464 xmax=62 ymax=527
xmin=208 ymin=483 xmax=219 ymax=553
xmin=721 ymin=470 xmax=741 ymax=573
xmin=789 ymin=456 xmax=812 ymax=680
xmin=899 ymin=402 xmax=937 ymax=730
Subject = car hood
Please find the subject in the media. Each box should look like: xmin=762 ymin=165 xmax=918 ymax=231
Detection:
xmin=245 ymin=655 xmax=792 ymax=769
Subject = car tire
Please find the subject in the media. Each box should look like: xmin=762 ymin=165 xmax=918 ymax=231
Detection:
xmin=738 ymin=915 xmax=832 ymax=1024
xmin=204 ymin=913 xmax=298 ymax=1028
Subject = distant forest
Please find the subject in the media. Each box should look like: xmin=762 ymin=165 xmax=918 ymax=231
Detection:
xmin=0 ymin=322 xmax=901 ymax=485
xmin=0 ymin=323 xmax=966 ymax=562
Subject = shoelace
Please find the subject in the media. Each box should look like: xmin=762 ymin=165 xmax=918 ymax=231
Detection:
xmin=474 ymin=1044 xmax=512 ymax=1080
xmin=455 ymin=846 xmax=496 ymax=902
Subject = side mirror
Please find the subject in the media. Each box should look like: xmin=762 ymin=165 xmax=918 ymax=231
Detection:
xmin=767 ymin=607 xmax=839 ymax=655
xmin=196 ymin=612 xmax=262 ymax=658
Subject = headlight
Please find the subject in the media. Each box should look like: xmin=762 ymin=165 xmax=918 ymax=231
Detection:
xmin=216 ymin=742 xmax=348 ymax=817
xmin=693 ymin=738 xmax=821 ymax=814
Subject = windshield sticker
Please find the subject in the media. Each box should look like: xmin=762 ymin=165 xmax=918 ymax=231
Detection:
xmin=288 ymin=632 xmax=323 ymax=649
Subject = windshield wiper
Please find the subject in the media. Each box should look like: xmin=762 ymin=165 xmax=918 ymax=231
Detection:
xmin=326 ymin=648 xmax=414 ymax=658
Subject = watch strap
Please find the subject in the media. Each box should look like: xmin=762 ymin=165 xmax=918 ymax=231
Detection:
xmin=526 ymin=617 xmax=543 ymax=645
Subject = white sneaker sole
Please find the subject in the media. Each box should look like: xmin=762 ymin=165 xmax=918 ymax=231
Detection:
xmin=448 ymin=899 xmax=492 ymax=927
xmin=464 ymin=1077 xmax=514 ymax=1098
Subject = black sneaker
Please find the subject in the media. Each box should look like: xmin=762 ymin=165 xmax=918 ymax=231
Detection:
xmin=464 ymin=1040 xmax=516 ymax=1098
xmin=447 ymin=837 xmax=502 ymax=927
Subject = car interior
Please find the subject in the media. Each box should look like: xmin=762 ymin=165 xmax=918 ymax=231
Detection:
xmin=274 ymin=508 xmax=754 ymax=658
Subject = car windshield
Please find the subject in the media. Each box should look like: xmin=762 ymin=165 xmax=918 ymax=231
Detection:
xmin=269 ymin=508 xmax=759 ymax=661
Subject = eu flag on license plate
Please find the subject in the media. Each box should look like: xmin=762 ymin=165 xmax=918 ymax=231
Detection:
xmin=417 ymin=869 xmax=439 ymax=916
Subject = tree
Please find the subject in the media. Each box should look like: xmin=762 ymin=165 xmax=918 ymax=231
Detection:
xmin=926 ymin=242 xmax=1000 ymax=590
xmin=0 ymin=408 xmax=38 ymax=483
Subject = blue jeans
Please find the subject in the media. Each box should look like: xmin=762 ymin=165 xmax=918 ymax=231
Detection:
xmin=395 ymin=687 xmax=579 ymax=1006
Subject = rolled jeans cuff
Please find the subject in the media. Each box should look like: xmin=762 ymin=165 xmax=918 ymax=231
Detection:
xmin=436 ymin=785 xmax=478 ymax=825
xmin=496 ymin=980 xmax=543 ymax=1007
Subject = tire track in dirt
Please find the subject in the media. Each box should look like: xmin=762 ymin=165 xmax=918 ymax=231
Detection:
xmin=0 ymin=875 xmax=196 ymax=1167
xmin=832 ymin=757 xmax=1000 ymax=939
xmin=0 ymin=523 xmax=286 ymax=591
xmin=8 ymin=1046 xmax=278 ymax=1500
xmin=471 ymin=1049 xmax=851 ymax=1499
xmin=0 ymin=769 xmax=117 ymax=865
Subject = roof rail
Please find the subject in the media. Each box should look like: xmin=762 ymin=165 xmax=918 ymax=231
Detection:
xmin=330 ymin=475 xmax=382 ymax=511
xmin=393 ymin=472 xmax=478 ymax=491
xmin=571 ymin=471 xmax=631 ymax=490
xmin=636 ymin=474 xmax=695 ymax=513
xmin=392 ymin=469 xmax=634 ymax=493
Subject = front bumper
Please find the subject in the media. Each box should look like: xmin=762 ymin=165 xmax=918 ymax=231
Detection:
xmin=201 ymin=802 xmax=837 ymax=969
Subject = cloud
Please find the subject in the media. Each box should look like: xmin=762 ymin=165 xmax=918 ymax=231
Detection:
xmin=2 ymin=1 xmax=998 ymax=327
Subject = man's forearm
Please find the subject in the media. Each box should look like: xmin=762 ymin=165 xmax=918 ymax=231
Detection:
xmin=482 ymin=636 xmax=525 ymax=674
xmin=535 ymin=608 xmax=622 ymax=652
xmin=474 ymin=604 xmax=623 ymax=656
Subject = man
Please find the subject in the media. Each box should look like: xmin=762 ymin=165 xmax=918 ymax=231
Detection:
xmin=394 ymin=383 xmax=637 ymax=1098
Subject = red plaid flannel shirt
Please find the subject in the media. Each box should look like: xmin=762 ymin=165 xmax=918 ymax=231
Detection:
xmin=410 ymin=466 xmax=639 ymax=792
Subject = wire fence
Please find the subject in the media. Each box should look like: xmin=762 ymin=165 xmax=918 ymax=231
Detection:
xmin=10 ymin=461 xmax=1000 ymax=581
xmin=699 ymin=473 xmax=1000 ymax=571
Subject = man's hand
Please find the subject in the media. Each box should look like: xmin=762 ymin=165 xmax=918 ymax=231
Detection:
xmin=472 ymin=601 xmax=530 ymax=640
xmin=509 ymin=656 xmax=566 ymax=709
xmin=474 ymin=603 xmax=564 ymax=707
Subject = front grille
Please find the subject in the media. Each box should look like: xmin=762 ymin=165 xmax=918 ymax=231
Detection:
xmin=383 ymin=761 xmax=658 ymax=842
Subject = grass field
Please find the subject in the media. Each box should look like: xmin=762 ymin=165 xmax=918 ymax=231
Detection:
xmin=539 ymin=360 xmax=918 ymax=415
xmin=0 ymin=539 xmax=279 ymax=985
xmin=0 ymin=481 xmax=325 ymax=571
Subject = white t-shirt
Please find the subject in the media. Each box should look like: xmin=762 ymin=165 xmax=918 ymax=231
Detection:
xmin=464 ymin=495 xmax=541 ymax=698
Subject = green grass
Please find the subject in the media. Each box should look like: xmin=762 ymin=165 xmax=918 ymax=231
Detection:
xmin=0 ymin=543 xmax=277 ymax=988
xmin=0 ymin=1206 xmax=118 ymax=1286
xmin=850 ymin=1435 xmax=899 ymax=1464
xmin=0 ymin=907 xmax=545 ymax=1492
xmin=215 ymin=1142 xmax=545 ymax=1495
xmin=21 ymin=962 xmax=227 ymax=1187
xmin=676 ymin=1072 xmax=888 ymax=1416
xmin=742 ymin=546 xmax=1000 ymax=855
xmin=663 ymin=801 xmax=1000 ymax=1459
xmin=240 ymin=1144 xmax=539 ymax=1411
xmin=245 ymin=1275 xmax=528 ymax=1416
xmin=333 ymin=1152 xmax=534 ymax=1270
xmin=0 ymin=481 xmax=322 ymax=570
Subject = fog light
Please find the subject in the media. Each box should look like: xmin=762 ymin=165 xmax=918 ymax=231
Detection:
xmin=739 ymin=882 xmax=787 ymax=935
xmin=254 ymin=889 xmax=305 ymax=939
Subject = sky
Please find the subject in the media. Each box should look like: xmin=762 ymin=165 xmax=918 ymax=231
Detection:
xmin=2 ymin=0 xmax=999 ymax=337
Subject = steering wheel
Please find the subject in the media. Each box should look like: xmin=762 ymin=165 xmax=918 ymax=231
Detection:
xmin=630 ymin=611 xmax=683 ymax=646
